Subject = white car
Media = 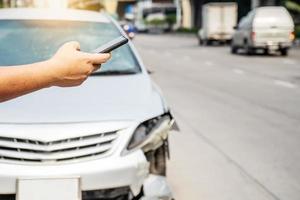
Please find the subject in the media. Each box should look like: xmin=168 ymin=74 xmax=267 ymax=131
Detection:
xmin=0 ymin=8 xmax=175 ymax=200
xmin=231 ymin=6 xmax=295 ymax=56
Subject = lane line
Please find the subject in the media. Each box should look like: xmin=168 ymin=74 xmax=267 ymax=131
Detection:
xmin=282 ymin=59 xmax=297 ymax=65
xmin=148 ymin=49 xmax=156 ymax=54
xmin=204 ymin=61 xmax=214 ymax=66
xmin=183 ymin=55 xmax=191 ymax=61
xmin=274 ymin=80 xmax=297 ymax=89
xmin=163 ymin=51 xmax=172 ymax=57
xmin=232 ymin=69 xmax=245 ymax=75
xmin=174 ymin=111 xmax=282 ymax=200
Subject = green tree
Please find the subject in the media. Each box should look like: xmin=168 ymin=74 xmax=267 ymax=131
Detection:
xmin=282 ymin=0 xmax=300 ymax=38
xmin=69 ymin=0 xmax=104 ymax=11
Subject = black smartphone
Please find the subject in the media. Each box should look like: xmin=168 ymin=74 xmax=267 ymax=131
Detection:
xmin=93 ymin=36 xmax=129 ymax=53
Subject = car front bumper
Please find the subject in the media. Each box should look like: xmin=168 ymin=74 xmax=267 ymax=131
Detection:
xmin=208 ymin=33 xmax=232 ymax=41
xmin=0 ymin=150 xmax=149 ymax=196
xmin=253 ymin=41 xmax=292 ymax=49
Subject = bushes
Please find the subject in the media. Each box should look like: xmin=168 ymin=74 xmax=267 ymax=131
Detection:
xmin=296 ymin=26 xmax=300 ymax=38
xmin=176 ymin=28 xmax=198 ymax=34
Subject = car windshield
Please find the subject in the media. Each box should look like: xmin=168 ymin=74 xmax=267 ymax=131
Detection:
xmin=0 ymin=20 xmax=141 ymax=74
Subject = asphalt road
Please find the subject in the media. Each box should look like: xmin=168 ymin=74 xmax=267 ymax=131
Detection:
xmin=134 ymin=34 xmax=300 ymax=200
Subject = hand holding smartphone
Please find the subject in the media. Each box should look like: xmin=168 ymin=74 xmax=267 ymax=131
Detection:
xmin=93 ymin=35 xmax=129 ymax=54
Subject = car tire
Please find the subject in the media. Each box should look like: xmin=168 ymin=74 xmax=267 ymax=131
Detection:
xmin=198 ymin=38 xmax=203 ymax=46
xmin=231 ymin=45 xmax=238 ymax=54
xmin=203 ymin=39 xmax=212 ymax=46
xmin=263 ymin=49 xmax=269 ymax=55
xmin=280 ymin=48 xmax=288 ymax=56
xmin=206 ymin=39 xmax=212 ymax=46
xmin=245 ymin=43 xmax=254 ymax=55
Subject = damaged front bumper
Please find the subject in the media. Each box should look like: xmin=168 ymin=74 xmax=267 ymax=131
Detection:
xmin=142 ymin=175 xmax=173 ymax=200
xmin=0 ymin=150 xmax=148 ymax=196
xmin=0 ymin=113 xmax=176 ymax=200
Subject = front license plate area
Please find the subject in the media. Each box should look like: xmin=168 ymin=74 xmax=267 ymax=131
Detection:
xmin=269 ymin=45 xmax=279 ymax=50
xmin=17 ymin=177 xmax=81 ymax=200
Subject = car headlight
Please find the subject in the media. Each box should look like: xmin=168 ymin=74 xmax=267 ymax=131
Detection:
xmin=126 ymin=114 xmax=174 ymax=153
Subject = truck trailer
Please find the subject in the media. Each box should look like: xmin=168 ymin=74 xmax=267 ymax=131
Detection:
xmin=198 ymin=2 xmax=238 ymax=45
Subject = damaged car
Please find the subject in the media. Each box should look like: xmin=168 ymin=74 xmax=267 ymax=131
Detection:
xmin=0 ymin=8 xmax=176 ymax=200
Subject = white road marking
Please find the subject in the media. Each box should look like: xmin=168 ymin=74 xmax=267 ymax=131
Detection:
xmin=232 ymin=69 xmax=245 ymax=75
xmin=274 ymin=80 xmax=297 ymax=89
xmin=204 ymin=61 xmax=214 ymax=66
xmin=148 ymin=49 xmax=156 ymax=54
xmin=183 ymin=55 xmax=191 ymax=60
xmin=163 ymin=51 xmax=172 ymax=57
xmin=283 ymin=59 xmax=297 ymax=65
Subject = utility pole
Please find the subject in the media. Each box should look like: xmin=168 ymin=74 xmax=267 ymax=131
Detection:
xmin=174 ymin=0 xmax=182 ymax=28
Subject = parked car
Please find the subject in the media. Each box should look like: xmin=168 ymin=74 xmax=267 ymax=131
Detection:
xmin=120 ymin=21 xmax=137 ymax=40
xmin=231 ymin=6 xmax=295 ymax=56
xmin=0 ymin=8 xmax=175 ymax=200
xmin=198 ymin=2 xmax=238 ymax=45
xmin=135 ymin=2 xmax=177 ymax=33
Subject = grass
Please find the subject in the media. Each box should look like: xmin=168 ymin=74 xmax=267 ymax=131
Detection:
xmin=296 ymin=26 xmax=300 ymax=38
xmin=175 ymin=27 xmax=198 ymax=34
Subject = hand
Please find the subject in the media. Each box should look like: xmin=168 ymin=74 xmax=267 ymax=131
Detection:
xmin=48 ymin=41 xmax=111 ymax=87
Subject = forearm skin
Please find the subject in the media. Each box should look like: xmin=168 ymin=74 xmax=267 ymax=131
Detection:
xmin=0 ymin=61 xmax=56 ymax=103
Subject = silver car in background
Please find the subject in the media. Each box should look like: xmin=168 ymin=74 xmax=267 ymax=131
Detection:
xmin=231 ymin=6 xmax=295 ymax=56
xmin=0 ymin=8 xmax=175 ymax=200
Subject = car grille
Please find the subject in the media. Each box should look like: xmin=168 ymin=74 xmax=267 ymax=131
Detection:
xmin=0 ymin=187 xmax=131 ymax=200
xmin=0 ymin=131 xmax=118 ymax=164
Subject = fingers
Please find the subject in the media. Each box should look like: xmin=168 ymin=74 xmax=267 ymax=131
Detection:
xmin=65 ymin=41 xmax=81 ymax=51
xmin=92 ymin=64 xmax=101 ymax=72
xmin=82 ymin=52 xmax=111 ymax=65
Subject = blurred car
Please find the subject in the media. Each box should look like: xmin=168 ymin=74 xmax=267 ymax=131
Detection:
xmin=120 ymin=21 xmax=137 ymax=40
xmin=231 ymin=6 xmax=295 ymax=56
xmin=0 ymin=8 xmax=175 ymax=200
xmin=198 ymin=2 xmax=237 ymax=45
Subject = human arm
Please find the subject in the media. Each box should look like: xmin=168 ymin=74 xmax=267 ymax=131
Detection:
xmin=0 ymin=41 xmax=111 ymax=103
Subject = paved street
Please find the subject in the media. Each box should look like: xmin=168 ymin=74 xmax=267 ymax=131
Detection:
xmin=134 ymin=34 xmax=300 ymax=200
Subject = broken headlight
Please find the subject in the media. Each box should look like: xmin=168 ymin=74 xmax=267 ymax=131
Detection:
xmin=126 ymin=114 xmax=173 ymax=152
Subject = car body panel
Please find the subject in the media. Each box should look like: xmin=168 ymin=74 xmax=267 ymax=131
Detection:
xmin=0 ymin=8 xmax=171 ymax=198
xmin=199 ymin=3 xmax=237 ymax=41
xmin=232 ymin=6 xmax=294 ymax=50
xmin=0 ymin=75 xmax=164 ymax=123
xmin=0 ymin=149 xmax=149 ymax=195
xmin=0 ymin=8 xmax=110 ymax=23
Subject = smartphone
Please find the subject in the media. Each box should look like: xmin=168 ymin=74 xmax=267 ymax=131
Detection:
xmin=93 ymin=36 xmax=129 ymax=54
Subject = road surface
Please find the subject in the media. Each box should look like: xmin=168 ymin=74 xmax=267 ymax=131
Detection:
xmin=134 ymin=34 xmax=300 ymax=200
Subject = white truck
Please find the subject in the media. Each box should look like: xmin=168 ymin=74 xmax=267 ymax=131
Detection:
xmin=198 ymin=2 xmax=238 ymax=45
xmin=231 ymin=6 xmax=295 ymax=56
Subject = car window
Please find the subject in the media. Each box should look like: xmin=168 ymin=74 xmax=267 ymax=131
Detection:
xmin=238 ymin=10 xmax=255 ymax=29
xmin=238 ymin=17 xmax=246 ymax=29
xmin=0 ymin=20 xmax=141 ymax=73
xmin=246 ymin=10 xmax=255 ymax=26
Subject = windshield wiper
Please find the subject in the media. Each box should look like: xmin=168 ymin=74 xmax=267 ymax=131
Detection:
xmin=91 ymin=70 xmax=138 ymax=76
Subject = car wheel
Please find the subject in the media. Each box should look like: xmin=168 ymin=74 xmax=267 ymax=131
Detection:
xmin=203 ymin=39 xmax=212 ymax=46
xmin=245 ymin=43 xmax=254 ymax=55
xmin=263 ymin=48 xmax=269 ymax=55
xmin=206 ymin=39 xmax=212 ymax=46
xmin=198 ymin=37 xmax=203 ymax=46
xmin=280 ymin=48 xmax=288 ymax=56
xmin=231 ymin=45 xmax=238 ymax=54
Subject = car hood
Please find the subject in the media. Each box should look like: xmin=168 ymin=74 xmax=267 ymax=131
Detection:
xmin=0 ymin=74 xmax=165 ymax=124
